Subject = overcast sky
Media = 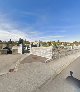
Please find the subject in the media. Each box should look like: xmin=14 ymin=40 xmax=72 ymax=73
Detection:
xmin=0 ymin=0 xmax=80 ymax=42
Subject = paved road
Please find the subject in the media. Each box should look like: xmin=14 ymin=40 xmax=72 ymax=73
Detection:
xmin=35 ymin=56 xmax=80 ymax=92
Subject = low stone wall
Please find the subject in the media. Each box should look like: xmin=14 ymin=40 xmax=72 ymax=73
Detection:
xmin=31 ymin=47 xmax=52 ymax=59
xmin=12 ymin=49 xmax=18 ymax=54
xmin=31 ymin=46 xmax=80 ymax=60
xmin=52 ymin=49 xmax=80 ymax=60
xmin=0 ymin=49 xmax=7 ymax=55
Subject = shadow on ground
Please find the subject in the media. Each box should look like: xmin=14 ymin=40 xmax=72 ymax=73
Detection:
xmin=66 ymin=71 xmax=80 ymax=88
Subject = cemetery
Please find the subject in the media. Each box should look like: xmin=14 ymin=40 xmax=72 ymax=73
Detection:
xmin=0 ymin=38 xmax=80 ymax=62
xmin=0 ymin=39 xmax=80 ymax=92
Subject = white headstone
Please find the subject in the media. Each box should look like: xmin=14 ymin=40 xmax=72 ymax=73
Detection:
xmin=18 ymin=44 xmax=23 ymax=54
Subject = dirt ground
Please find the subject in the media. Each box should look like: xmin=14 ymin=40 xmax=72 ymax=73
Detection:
xmin=20 ymin=54 xmax=47 ymax=64
xmin=0 ymin=54 xmax=26 ymax=74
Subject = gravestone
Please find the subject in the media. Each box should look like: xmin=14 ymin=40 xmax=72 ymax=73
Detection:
xmin=18 ymin=44 xmax=23 ymax=54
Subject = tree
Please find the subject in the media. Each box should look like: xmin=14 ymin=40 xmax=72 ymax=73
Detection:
xmin=18 ymin=38 xmax=23 ymax=44
xmin=47 ymin=41 xmax=51 ymax=46
xmin=57 ymin=40 xmax=60 ymax=43
xmin=0 ymin=40 xmax=2 ymax=42
xmin=8 ymin=39 xmax=12 ymax=44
